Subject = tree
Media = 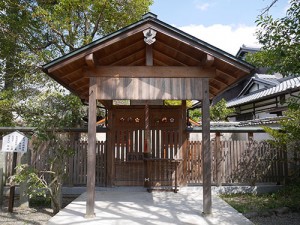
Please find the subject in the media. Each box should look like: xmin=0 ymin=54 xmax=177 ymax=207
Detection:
xmin=0 ymin=0 xmax=153 ymax=125
xmin=246 ymin=0 xmax=300 ymax=76
xmin=2 ymin=0 xmax=153 ymax=213
xmin=263 ymin=95 xmax=300 ymax=179
xmin=187 ymin=99 xmax=234 ymax=124
xmin=210 ymin=98 xmax=235 ymax=122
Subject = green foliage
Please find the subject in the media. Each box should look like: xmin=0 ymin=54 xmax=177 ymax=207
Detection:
xmin=221 ymin=180 xmax=300 ymax=213
xmin=164 ymin=100 xmax=193 ymax=107
xmin=189 ymin=108 xmax=201 ymax=122
xmin=263 ymin=95 xmax=300 ymax=152
xmin=0 ymin=0 xmax=153 ymax=126
xmin=2 ymin=1 xmax=153 ymax=213
xmin=210 ymin=99 xmax=235 ymax=121
xmin=13 ymin=164 xmax=48 ymax=199
xmin=247 ymin=0 xmax=300 ymax=76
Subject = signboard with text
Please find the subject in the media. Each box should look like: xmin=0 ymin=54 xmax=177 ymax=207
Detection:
xmin=1 ymin=131 xmax=28 ymax=153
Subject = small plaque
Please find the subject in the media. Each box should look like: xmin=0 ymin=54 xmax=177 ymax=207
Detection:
xmin=1 ymin=131 xmax=28 ymax=153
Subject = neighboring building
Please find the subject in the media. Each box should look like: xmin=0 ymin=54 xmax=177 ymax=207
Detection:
xmin=227 ymin=74 xmax=300 ymax=122
xmin=213 ymin=45 xmax=300 ymax=140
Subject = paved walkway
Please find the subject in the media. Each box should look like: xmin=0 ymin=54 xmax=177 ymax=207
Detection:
xmin=48 ymin=187 xmax=253 ymax=225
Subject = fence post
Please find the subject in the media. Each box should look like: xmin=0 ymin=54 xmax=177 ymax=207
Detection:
xmin=0 ymin=168 xmax=3 ymax=206
xmin=19 ymin=149 xmax=30 ymax=208
xmin=215 ymin=132 xmax=222 ymax=186
xmin=0 ymin=140 xmax=3 ymax=206
xmin=248 ymin=132 xmax=253 ymax=141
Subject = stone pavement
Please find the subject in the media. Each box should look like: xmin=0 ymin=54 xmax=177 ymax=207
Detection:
xmin=48 ymin=187 xmax=253 ymax=225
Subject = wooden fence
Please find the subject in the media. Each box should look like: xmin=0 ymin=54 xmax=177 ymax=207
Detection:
xmin=3 ymin=140 xmax=298 ymax=186
xmin=187 ymin=140 xmax=289 ymax=185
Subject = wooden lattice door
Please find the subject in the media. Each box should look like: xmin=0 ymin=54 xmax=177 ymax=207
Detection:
xmin=111 ymin=106 xmax=183 ymax=187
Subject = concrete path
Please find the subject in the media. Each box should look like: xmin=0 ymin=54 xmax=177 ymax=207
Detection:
xmin=48 ymin=187 xmax=253 ymax=225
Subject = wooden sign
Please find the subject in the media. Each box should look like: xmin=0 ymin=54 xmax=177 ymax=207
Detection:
xmin=1 ymin=131 xmax=28 ymax=153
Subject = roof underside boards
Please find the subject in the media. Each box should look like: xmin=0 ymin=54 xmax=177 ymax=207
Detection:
xmin=43 ymin=13 xmax=254 ymax=102
xmin=227 ymin=76 xmax=300 ymax=107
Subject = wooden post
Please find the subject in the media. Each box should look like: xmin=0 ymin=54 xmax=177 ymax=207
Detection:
xmin=201 ymin=78 xmax=212 ymax=214
xmin=248 ymin=132 xmax=253 ymax=141
xmin=8 ymin=152 xmax=17 ymax=213
xmin=19 ymin=150 xmax=30 ymax=208
xmin=215 ymin=132 xmax=222 ymax=186
xmin=144 ymin=102 xmax=151 ymax=187
xmin=181 ymin=100 xmax=188 ymax=185
xmin=106 ymin=105 xmax=114 ymax=187
xmin=86 ymin=77 xmax=97 ymax=218
xmin=0 ymin=168 xmax=3 ymax=206
xmin=144 ymin=44 xmax=153 ymax=188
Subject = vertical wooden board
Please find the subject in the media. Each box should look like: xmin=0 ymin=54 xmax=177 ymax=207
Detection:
xmin=116 ymin=131 xmax=120 ymax=160
xmin=133 ymin=130 xmax=137 ymax=153
xmin=156 ymin=130 xmax=160 ymax=159
xmin=221 ymin=141 xmax=225 ymax=183
xmin=84 ymin=141 xmax=88 ymax=184
xmin=151 ymin=130 xmax=155 ymax=158
xmin=129 ymin=130 xmax=133 ymax=153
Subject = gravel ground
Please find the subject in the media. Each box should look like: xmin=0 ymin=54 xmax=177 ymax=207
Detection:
xmin=249 ymin=212 xmax=300 ymax=225
xmin=0 ymin=206 xmax=52 ymax=225
xmin=1 ymin=198 xmax=300 ymax=225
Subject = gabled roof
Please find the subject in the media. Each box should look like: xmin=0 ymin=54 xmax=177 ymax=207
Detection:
xmin=237 ymin=74 xmax=280 ymax=97
xmin=236 ymin=45 xmax=260 ymax=59
xmin=227 ymin=76 xmax=300 ymax=107
xmin=42 ymin=12 xmax=255 ymax=101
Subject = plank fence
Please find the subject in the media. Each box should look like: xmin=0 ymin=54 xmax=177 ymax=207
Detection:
xmin=187 ymin=140 xmax=291 ymax=185
xmin=3 ymin=140 xmax=299 ymax=186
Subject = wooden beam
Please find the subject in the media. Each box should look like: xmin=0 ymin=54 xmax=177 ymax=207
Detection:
xmin=213 ymin=77 xmax=230 ymax=86
xmin=153 ymin=58 xmax=168 ymax=66
xmin=47 ymin=23 xmax=151 ymax=73
xmin=85 ymin=53 xmax=95 ymax=68
xmin=85 ymin=66 xmax=216 ymax=78
xmin=86 ymin=77 xmax=97 ymax=218
xmin=99 ymin=40 xmax=145 ymax=63
xmin=69 ymin=76 xmax=88 ymax=85
xmin=216 ymin=69 xmax=237 ymax=79
xmin=209 ymin=81 xmax=222 ymax=91
xmin=203 ymin=54 xmax=214 ymax=67
xmin=155 ymin=40 xmax=201 ymax=64
xmin=153 ymin=50 xmax=187 ymax=66
xmin=95 ymin=77 xmax=203 ymax=100
xmin=146 ymin=45 xmax=153 ymax=66
xmin=201 ymin=78 xmax=212 ymax=215
xmin=111 ymin=49 xmax=145 ymax=66
xmin=60 ymin=68 xmax=83 ymax=79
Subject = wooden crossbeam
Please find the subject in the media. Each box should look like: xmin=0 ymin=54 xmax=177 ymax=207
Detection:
xmin=85 ymin=66 xmax=216 ymax=78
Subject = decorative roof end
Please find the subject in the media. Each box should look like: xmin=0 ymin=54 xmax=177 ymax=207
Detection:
xmin=142 ymin=12 xmax=158 ymax=20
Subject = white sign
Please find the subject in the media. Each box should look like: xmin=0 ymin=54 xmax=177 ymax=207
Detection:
xmin=1 ymin=131 xmax=28 ymax=153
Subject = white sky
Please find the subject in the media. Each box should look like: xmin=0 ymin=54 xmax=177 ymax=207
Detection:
xmin=150 ymin=0 xmax=289 ymax=55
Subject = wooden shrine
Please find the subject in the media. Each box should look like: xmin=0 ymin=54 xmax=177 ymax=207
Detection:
xmin=42 ymin=13 xmax=254 ymax=217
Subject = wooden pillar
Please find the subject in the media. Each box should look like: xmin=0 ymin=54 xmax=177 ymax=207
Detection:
xmin=106 ymin=105 xmax=114 ymax=187
xmin=201 ymin=78 xmax=212 ymax=214
xmin=181 ymin=100 xmax=188 ymax=185
xmin=144 ymin=102 xmax=151 ymax=187
xmin=86 ymin=77 xmax=97 ymax=218
xmin=144 ymin=41 xmax=153 ymax=187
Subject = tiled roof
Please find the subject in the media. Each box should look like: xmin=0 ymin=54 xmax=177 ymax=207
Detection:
xmin=236 ymin=117 xmax=284 ymax=127
xmin=227 ymin=76 xmax=300 ymax=107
